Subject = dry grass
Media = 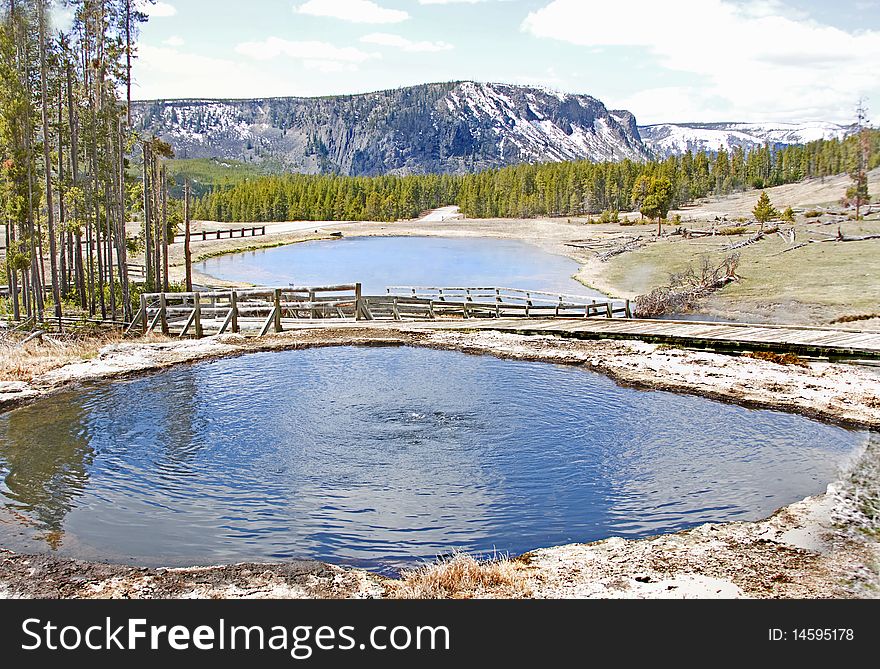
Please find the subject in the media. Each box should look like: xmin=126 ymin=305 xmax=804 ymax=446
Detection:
xmin=0 ymin=330 xmax=125 ymax=382
xmin=391 ymin=552 xmax=534 ymax=599
xmin=743 ymin=350 xmax=810 ymax=367
xmin=831 ymin=313 xmax=880 ymax=324
xmin=717 ymin=226 xmax=748 ymax=235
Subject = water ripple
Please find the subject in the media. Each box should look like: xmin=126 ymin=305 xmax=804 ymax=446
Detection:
xmin=0 ymin=346 xmax=867 ymax=568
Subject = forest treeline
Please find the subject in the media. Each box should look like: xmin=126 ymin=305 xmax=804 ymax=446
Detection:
xmin=0 ymin=0 xmax=167 ymax=324
xmin=192 ymin=130 xmax=880 ymax=223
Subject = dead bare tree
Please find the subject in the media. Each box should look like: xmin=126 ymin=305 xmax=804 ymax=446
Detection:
xmin=634 ymin=254 xmax=741 ymax=318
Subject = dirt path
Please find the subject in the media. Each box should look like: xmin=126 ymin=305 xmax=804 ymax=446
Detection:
xmin=1 ymin=328 xmax=878 ymax=598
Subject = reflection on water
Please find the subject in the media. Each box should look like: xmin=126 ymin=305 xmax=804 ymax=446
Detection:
xmin=0 ymin=347 xmax=866 ymax=569
xmin=196 ymin=236 xmax=601 ymax=296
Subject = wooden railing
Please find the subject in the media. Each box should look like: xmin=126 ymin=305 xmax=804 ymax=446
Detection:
xmin=130 ymin=283 xmax=364 ymax=337
xmin=382 ymin=286 xmax=632 ymax=319
xmin=172 ymin=225 xmax=266 ymax=244
xmin=131 ymin=283 xmax=631 ymax=338
xmin=127 ymin=263 xmax=147 ymax=282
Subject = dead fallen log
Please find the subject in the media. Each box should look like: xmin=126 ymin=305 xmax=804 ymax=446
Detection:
xmin=810 ymin=226 xmax=880 ymax=243
xmin=770 ymin=242 xmax=810 ymax=256
xmin=15 ymin=330 xmax=46 ymax=347
xmin=811 ymin=233 xmax=880 ymax=243
xmin=671 ymin=227 xmax=715 ymax=238
xmin=724 ymin=226 xmax=778 ymax=250
xmin=634 ymin=254 xmax=740 ymax=318
xmin=596 ymin=236 xmax=643 ymax=261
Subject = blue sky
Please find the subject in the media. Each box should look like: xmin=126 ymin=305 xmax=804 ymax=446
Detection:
xmin=125 ymin=0 xmax=879 ymax=124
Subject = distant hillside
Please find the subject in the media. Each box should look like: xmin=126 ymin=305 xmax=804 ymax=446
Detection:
xmin=132 ymin=82 xmax=649 ymax=176
xmin=639 ymin=121 xmax=854 ymax=157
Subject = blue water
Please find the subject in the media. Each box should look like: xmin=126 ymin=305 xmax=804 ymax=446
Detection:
xmin=196 ymin=236 xmax=601 ymax=296
xmin=0 ymin=347 xmax=863 ymax=570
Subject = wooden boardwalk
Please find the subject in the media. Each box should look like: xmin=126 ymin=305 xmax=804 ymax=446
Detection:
xmin=405 ymin=318 xmax=880 ymax=360
xmin=133 ymin=284 xmax=880 ymax=360
xmin=279 ymin=317 xmax=880 ymax=360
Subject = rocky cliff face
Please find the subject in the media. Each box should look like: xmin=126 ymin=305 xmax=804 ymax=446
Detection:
xmin=132 ymin=81 xmax=649 ymax=175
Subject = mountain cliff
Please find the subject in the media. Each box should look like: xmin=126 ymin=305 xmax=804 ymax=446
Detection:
xmin=132 ymin=81 xmax=649 ymax=175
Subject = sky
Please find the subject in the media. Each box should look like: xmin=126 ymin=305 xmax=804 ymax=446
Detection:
xmin=114 ymin=0 xmax=879 ymax=125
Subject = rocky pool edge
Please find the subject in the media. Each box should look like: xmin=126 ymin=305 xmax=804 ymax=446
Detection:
xmin=1 ymin=327 xmax=878 ymax=598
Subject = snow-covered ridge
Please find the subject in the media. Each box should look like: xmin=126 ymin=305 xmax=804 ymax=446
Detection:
xmin=442 ymin=82 xmax=645 ymax=164
xmin=132 ymin=81 xmax=648 ymax=175
xmin=639 ymin=121 xmax=854 ymax=157
xmin=132 ymin=82 xmax=852 ymax=173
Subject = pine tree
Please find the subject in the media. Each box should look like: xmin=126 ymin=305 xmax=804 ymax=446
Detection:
xmin=1 ymin=0 xmax=157 ymax=325
xmin=752 ymin=191 xmax=778 ymax=228
xmin=844 ymin=100 xmax=871 ymax=219
xmin=640 ymin=177 xmax=673 ymax=235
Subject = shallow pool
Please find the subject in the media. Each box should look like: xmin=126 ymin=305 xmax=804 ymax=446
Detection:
xmin=196 ymin=236 xmax=600 ymax=296
xmin=0 ymin=347 xmax=864 ymax=570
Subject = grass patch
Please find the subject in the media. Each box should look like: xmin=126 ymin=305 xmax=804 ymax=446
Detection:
xmin=0 ymin=330 xmax=124 ymax=382
xmin=391 ymin=551 xmax=533 ymax=599
xmin=743 ymin=351 xmax=810 ymax=367
xmin=600 ymin=217 xmax=880 ymax=319
xmin=717 ymin=226 xmax=748 ymax=235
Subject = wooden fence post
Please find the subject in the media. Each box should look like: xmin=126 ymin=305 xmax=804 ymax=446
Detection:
xmin=230 ymin=290 xmax=239 ymax=333
xmin=159 ymin=293 xmax=168 ymax=335
xmin=193 ymin=292 xmax=203 ymax=338
xmin=355 ymin=283 xmax=362 ymax=321
xmin=274 ymin=288 xmax=282 ymax=332
xmin=140 ymin=293 xmax=148 ymax=334
xmin=625 ymin=299 xmax=633 ymax=319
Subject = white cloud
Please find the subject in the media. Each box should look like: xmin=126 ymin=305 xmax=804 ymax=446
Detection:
xmin=144 ymin=1 xmax=177 ymax=17
xmin=134 ymin=45 xmax=283 ymax=99
xmin=522 ymin=0 xmax=880 ymax=123
xmin=235 ymin=37 xmax=379 ymax=64
xmin=360 ymin=32 xmax=453 ymax=52
xmin=294 ymin=0 xmax=409 ymax=24
xmin=418 ymin=1 xmax=497 ymax=4
xmin=163 ymin=36 xmax=185 ymax=47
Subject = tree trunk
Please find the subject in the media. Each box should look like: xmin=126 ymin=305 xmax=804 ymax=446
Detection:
xmin=58 ymin=83 xmax=68 ymax=297
xmin=38 ymin=0 xmax=62 ymax=325
xmin=125 ymin=0 xmax=132 ymax=125
xmin=116 ymin=117 xmax=131 ymax=322
xmin=66 ymin=52 xmax=86 ymax=309
xmin=152 ymin=155 xmax=161 ymax=290
xmin=143 ymin=142 xmax=153 ymax=287
xmin=184 ymin=180 xmax=192 ymax=292
xmin=161 ymin=164 xmax=169 ymax=292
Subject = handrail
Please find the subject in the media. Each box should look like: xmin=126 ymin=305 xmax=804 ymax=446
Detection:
xmin=385 ymin=285 xmax=615 ymax=304
xmin=137 ymin=281 xmax=631 ymax=337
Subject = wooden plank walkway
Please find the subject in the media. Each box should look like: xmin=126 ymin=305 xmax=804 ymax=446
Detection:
xmin=281 ymin=318 xmax=880 ymax=360
xmin=134 ymin=284 xmax=880 ymax=360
